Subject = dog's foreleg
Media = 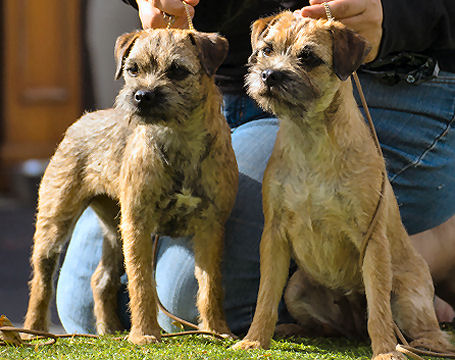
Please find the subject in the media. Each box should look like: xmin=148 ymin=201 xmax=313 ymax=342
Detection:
xmin=121 ymin=211 xmax=161 ymax=345
xmin=232 ymin=224 xmax=290 ymax=350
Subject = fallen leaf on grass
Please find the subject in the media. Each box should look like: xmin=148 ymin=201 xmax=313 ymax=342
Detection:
xmin=0 ymin=315 xmax=23 ymax=345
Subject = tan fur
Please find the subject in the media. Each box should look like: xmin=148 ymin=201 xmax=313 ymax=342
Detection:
xmin=23 ymin=29 xmax=238 ymax=345
xmin=232 ymin=12 xmax=454 ymax=359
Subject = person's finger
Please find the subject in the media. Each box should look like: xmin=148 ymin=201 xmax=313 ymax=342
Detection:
xmin=152 ymin=0 xmax=195 ymax=17
xmin=138 ymin=0 xmax=195 ymax=29
xmin=139 ymin=5 xmax=167 ymax=28
xmin=149 ymin=13 xmax=192 ymax=29
xmin=301 ymin=0 xmax=366 ymax=20
xmin=182 ymin=0 xmax=199 ymax=7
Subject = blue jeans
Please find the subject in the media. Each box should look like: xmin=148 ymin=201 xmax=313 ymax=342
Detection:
xmin=56 ymin=71 xmax=455 ymax=335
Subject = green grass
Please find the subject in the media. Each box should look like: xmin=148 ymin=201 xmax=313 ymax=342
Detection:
xmin=1 ymin=334 xmax=374 ymax=360
xmin=2 ymin=330 xmax=454 ymax=359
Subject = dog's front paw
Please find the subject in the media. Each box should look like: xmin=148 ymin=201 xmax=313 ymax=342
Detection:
xmin=127 ymin=328 xmax=161 ymax=345
xmin=231 ymin=339 xmax=264 ymax=350
xmin=372 ymin=351 xmax=406 ymax=360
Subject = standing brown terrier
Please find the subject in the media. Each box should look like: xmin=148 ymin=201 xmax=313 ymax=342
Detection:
xmin=232 ymin=12 xmax=455 ymax=359
xmin=24 ymin=28 xmax=238 ymax=345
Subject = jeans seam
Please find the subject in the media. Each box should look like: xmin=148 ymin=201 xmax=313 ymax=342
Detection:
xmin=389 ymin=113 xmax=455 ymax=184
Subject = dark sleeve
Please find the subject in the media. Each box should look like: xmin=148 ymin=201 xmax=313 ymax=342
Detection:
xmin=122 ymin=0 xmax=138 ymax=10
xmin=378 ymin=0 xmax=455 ymax=58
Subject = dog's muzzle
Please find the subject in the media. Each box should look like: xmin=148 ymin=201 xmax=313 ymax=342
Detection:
xmin=134 ymin=88 xmax=165 ymax=115
xmin=261 ymin=69 xmax=284 ymax=88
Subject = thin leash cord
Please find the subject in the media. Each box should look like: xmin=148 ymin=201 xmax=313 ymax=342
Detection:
xmin=165 ymin=1 xmax=194 ymax=30
xmin=354 ymin=70 xmax=386 ymax=268
xmin=322 ymin=3 xmax=455 ymax=359
xmin=182 ymin=1 xmax=195 ymax=31
xmin=0 ymin=326 xmax=225 ymax=347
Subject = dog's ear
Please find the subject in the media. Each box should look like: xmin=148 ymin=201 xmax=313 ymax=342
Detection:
xmin=250 ymin=14 xmax=281 ymax=49
xmin=251 ymin=11 xmax=293 ymax=50
xmin=114 ymin=31 xmax=140 ymax=80
xmin=188 ymin=32 xmax=229 ymax=76
xmin=329 ymin=25 xmax=371 ymax=81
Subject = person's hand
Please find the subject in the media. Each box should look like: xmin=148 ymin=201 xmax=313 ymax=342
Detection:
xmin=136 ymin=0 xmax=199 ymax=29
xmin=295 ymin=0 xmax=383 ymax=63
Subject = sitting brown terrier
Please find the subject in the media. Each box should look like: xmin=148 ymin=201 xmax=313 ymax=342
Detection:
xmin=24 ymin=28 xmax=238 ymax=345
xmin=232 ymin=12 xmax=455 ymax=359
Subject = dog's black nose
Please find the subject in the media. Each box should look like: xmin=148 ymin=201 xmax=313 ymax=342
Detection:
xmin=261 ymin=69 xmax=283 ymax=87
xmin=134 ymin=89 xmax=158 ymax=106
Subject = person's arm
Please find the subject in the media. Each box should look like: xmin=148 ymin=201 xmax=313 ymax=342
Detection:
xmin=122 ymin=0 xmax=199 ymax=29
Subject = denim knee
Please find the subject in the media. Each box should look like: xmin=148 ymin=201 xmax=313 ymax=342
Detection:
xmin=56 ymin=208 xmax=102 ymax=333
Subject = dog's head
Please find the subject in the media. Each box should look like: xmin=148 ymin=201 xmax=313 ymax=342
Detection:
xmin=246 ymin=12 xmax=370 ymax=116
xmin=113 ymin=29 xmax=228 ymax=123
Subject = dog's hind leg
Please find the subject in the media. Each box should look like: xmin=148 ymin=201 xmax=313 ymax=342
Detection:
xmin=280 ymin=269 xmax=367 ymax=338
xmin=90 ymin=196 xmax=125 ymax=334
xmin=24 ymin=161 xmax=90 ymax=333
xmin=192 ymin=223 xmax=232 ymax=337
xmin=391 ymin=233 xmax=455 ymax=353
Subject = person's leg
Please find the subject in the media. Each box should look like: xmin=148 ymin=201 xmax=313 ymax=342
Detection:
xmin=56 ymin=207 xmax=102 ymax=333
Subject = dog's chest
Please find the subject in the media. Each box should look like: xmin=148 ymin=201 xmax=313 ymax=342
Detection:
xmin=123 ymin=126 xmax=212 ymax=235
xmin=286 ymin=178 xmax=363 ymax=289
xmin=154 ymin=165 xmax=210 ymax=236
xmin=270 ymin=143 xmax=365 ymax=289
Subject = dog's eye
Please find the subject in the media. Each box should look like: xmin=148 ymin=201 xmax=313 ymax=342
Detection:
xmin=126 ymin=63 xmax=139 ymax=77
xmin=298 ymin=47 xmax=324 ymax=69
xmin=261 ymin=46 xmax=273 ymax=57
xmin=167 ymin=63 xmax=191 ymax=81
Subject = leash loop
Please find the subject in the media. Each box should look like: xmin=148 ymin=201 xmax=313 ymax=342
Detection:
xmin=323 ymin=2 xmax=334 ymax=21
xmin=182 ymin=1 xmax=195 ymax=31
xmin=164 ymin=1 xmax=195 ymax=30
